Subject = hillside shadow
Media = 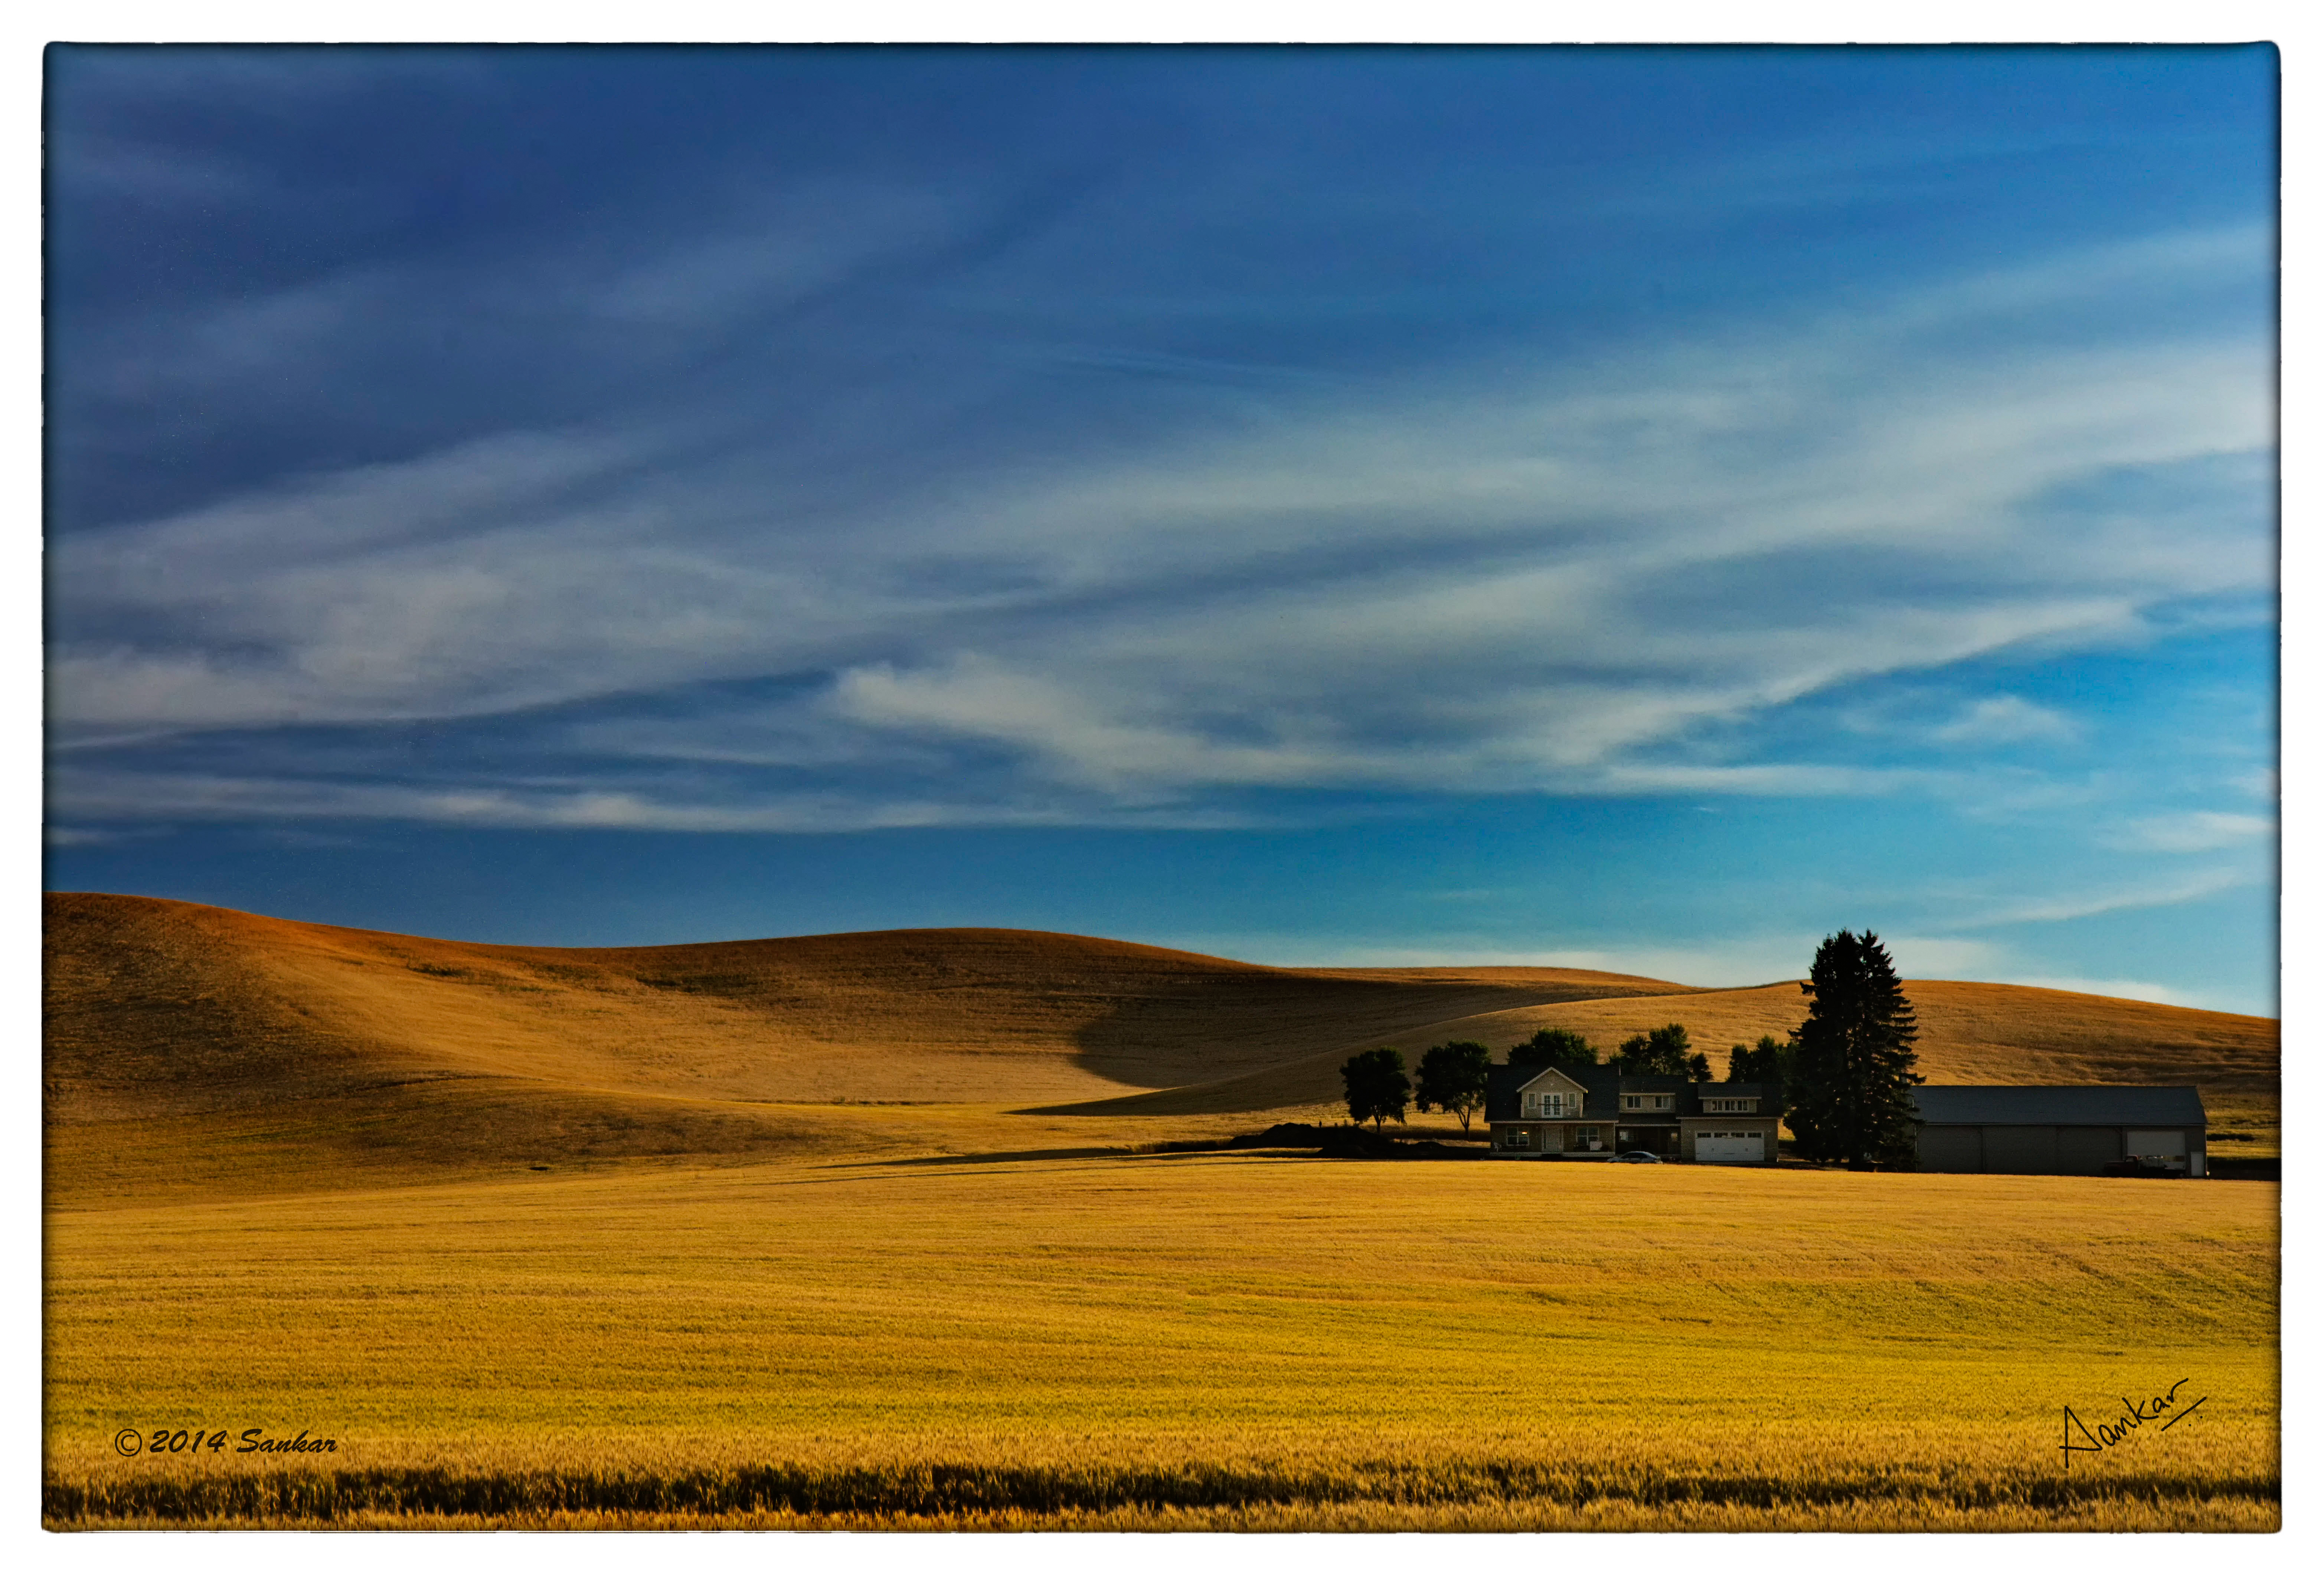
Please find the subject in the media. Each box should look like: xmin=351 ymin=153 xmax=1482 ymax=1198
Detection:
xmin=1049 ymin=970 xmax=1701 ymax=1106
xmin=834 ymin=1142 xmax=1307 ymax=1170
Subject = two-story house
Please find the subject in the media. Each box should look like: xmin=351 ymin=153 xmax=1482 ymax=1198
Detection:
xmin=1484 ymin=1063 xmax=1778 ymax=1164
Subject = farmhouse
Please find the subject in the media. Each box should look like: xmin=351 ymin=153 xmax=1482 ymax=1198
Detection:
xmin=1485 ymin=1064 xmax=1778 ymax=1164
xmin=1483 ymin=1065 xmax=2210 ymax=1174
xmin=1910 ymin=1085 xmax=2208 ymax=1177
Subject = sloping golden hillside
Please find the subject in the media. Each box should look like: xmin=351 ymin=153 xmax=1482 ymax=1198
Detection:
xmin=1056 ymin=978 xmax=2278 ymax=1123
xmin=45 ymin=891 xmax=2278 ymax=1200
xmin=44 ymin=892 xmax=1683 ymax=1196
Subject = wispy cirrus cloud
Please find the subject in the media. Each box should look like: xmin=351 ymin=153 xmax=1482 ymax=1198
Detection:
xmin=1931 ymin=695 xmax=2080 ymax=746
xmin=43 ymin=763 xmax=1288 ymax=835
xmin=46 ymin=221 xmax=2272 ymax=835
xmin=1948 ymin=866 xmax=2263 ymax=928
xmin=2105 ymin=810 xmax=2276 ymax=853
xmin=37 ymin=50 xmax=2277 ymax=1021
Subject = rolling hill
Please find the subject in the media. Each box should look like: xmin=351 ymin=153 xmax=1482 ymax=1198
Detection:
xmin=44 ymin=891 xmax=2279 ymax=1202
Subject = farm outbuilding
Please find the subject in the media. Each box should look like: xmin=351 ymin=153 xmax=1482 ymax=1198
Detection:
xmin=1910 ymin=1085 xmax=2208 ymax=1177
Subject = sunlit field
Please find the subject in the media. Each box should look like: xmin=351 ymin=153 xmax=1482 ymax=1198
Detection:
xmin=45 ymin=895 xmax=2281 ymax=1528
xmin=45 ymin=1152 xmax=2278 ymax=1530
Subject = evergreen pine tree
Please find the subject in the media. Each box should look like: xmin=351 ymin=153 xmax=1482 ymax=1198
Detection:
xmin=1727 ymin=1033 xmax=1796 ymax=1123
xmin=1786 ymin=930 xmax=1923 ymax=1166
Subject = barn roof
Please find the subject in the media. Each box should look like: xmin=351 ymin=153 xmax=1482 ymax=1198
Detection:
xmin=1909 ymin=1084 xmax=2206 ymax=1126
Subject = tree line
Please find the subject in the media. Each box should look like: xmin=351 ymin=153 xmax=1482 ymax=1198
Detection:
xmin=1338 ymin=929 xmax=1924 ymax=1167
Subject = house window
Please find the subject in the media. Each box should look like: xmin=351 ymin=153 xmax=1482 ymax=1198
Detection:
xmin=1573 ymin=1126 xmax=1601 ymax=1151
xmin=1622 ymin=1095 xmax=1641 ymax=1110
xmin=1502 ymin=1128 xmax=1531 ymax=1150
xmin=1703 ymin=1098 xmax=1758 ymax=1114
xmin=1651 ymin=1094 xmax=1673 ymax=1111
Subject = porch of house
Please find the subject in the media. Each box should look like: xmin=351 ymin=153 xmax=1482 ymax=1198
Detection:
xmin=1490 ymin=1122 xmax=1683 ymax=1158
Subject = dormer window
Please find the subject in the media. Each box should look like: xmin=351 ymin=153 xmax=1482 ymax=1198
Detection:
xmin=1703 ymin=1097 xmax=1759 ymax=1114
xmin=1525 ymin=1091 xmax=1575 ymax=1117
xmin=1621 ymin=1093 xmax=1675 ymax=1112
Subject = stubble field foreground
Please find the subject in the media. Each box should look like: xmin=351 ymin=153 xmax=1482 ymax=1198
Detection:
xmin=46 ymin=1153 xmax=2278 ymax=1530
xmin=45 ymin=894 xmax=2282 ymax=1530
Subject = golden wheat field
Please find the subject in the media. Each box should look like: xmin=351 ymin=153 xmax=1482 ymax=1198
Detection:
xmin=46 ymin=1155 xmax=2277 ymax=1530
xmin=43 ymin=893 xmax=2281 ymax=1530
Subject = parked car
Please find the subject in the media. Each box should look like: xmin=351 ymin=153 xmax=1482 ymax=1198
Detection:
xmin=1611 ymin=1151 xmax=1664 ymax=1164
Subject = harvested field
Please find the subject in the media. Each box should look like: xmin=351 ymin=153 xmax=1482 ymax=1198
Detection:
xmin=43 ymin=892 xmax=2280 ymax=1529
xmin=45 ymin=1155 xmax=2276 ymax=1530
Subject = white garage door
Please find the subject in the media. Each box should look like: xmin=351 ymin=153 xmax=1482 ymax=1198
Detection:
xmin=1696 ymin=1131 xmax=1764 ymax=1164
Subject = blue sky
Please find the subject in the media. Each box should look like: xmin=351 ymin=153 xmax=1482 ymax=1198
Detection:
xmin=42 ymin=45 xmax=2279 ymax=1013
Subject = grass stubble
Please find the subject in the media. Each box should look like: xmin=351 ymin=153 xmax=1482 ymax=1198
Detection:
xmin=43 ymin=895 xmax=2282 ymax=1529
xmin=45 ymin=1154 xmax=2278 ymax=1530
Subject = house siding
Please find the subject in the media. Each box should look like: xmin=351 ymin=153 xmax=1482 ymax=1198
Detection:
xmin=1485 ymin=1068 xmax=1775 ymax=1161
xmin=1488 ymin=1121 xmax=1612 ymax=1157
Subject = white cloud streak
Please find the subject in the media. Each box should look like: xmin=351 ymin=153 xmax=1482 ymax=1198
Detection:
xmin=1950 ymin=866 xmax=2263 ymax=927
xmin=2107 ymin=810 xmax=2276 ymax=853
xmin=1932 ymin=695 xmax=2080 ymax=745
xmin=48 ymin=225 xmax=2274 ymax=827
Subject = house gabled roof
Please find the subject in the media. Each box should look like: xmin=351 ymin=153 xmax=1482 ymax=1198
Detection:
xmin=1487 ymin=1064 xmax=1604 ymax=1121
xmin=1507 ymin=1063 xmax=1590 ymax=1093
xmin=1484 ymin=1066 xmax=1776 ymax=1122
xmin=1484 ymin=1064 xmax=1545 ymax=1122
xmin=1909 ymin=1085 xmax=2206 ymax=1126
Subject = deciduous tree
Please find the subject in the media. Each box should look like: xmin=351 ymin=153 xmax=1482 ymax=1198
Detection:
xmin=1340 ymin=1047 xmax=1411 ymax=1130
xmin=1508 ymin=1028 xmax=1598 ymax=1070
xmin=1413 ymin=1040 xmax=1492 ymax=1133
xmin=1786 ymin=930 xmax=1923 ymax=1167
xmin=1614 ymin=1023 xmax=1695 ymax=1077
xmin=1727 ymin=1034 xmax=1789 ymax=1083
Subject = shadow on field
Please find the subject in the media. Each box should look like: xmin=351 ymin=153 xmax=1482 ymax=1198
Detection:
xmin=840 ymin=1125 xmax=1496 ymax=1170
xmin=840 ymin=1141 xmax=1321 ymax=1170
xmin=1050 ymin=970 xmax=1697 ymax=1109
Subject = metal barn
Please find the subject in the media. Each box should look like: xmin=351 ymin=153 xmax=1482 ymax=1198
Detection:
xmin=1910 ymin=1085 xmax=2208 ymax=1177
